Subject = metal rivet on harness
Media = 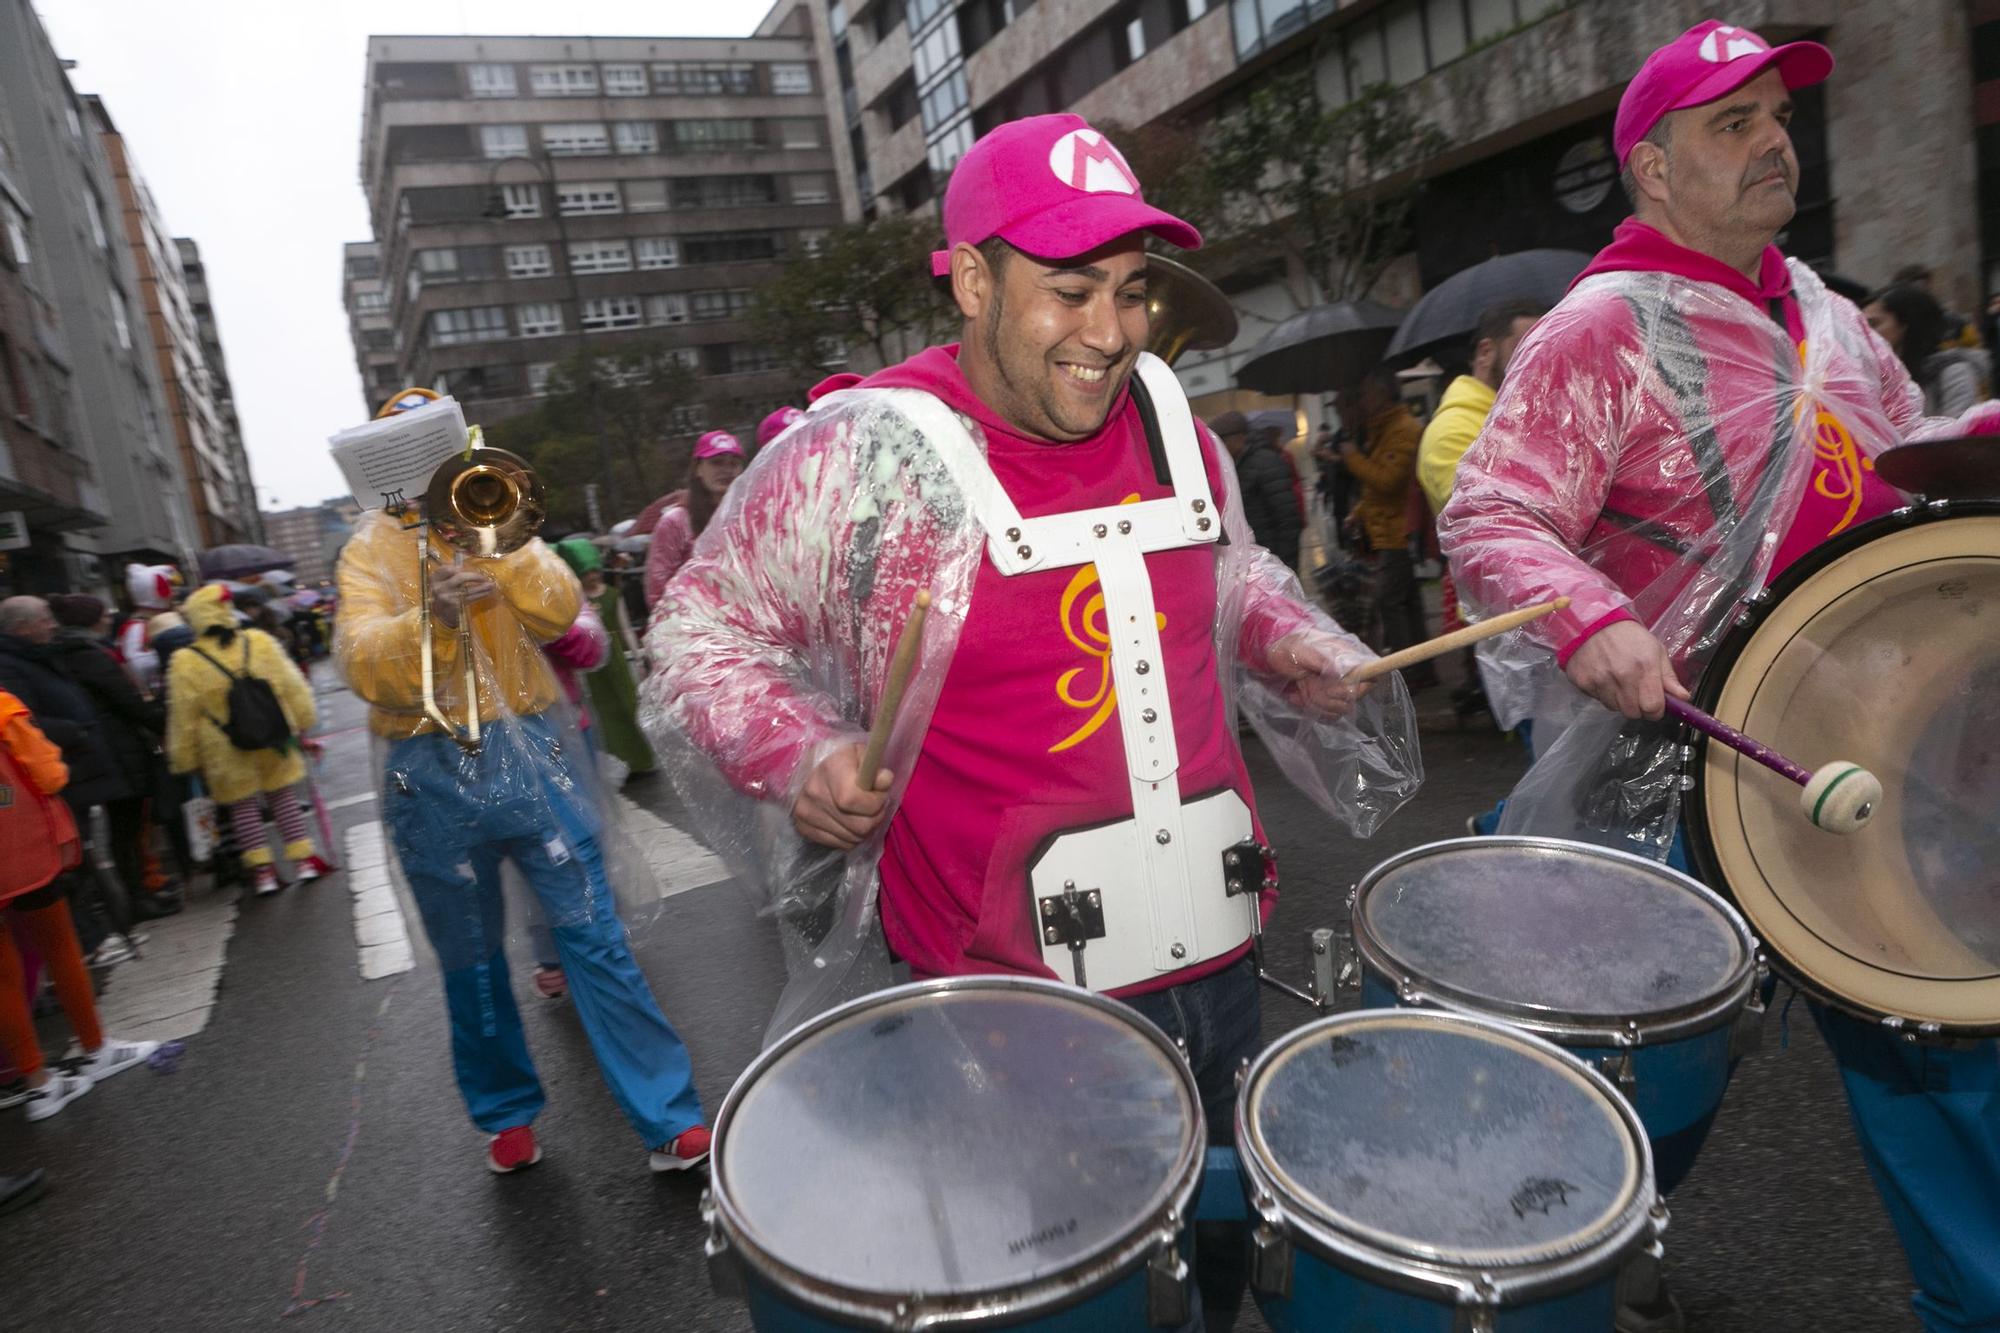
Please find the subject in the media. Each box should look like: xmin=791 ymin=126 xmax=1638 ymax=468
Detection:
xmin=1135 ymin=660 xmax=1151 ymax=675
xmin=1171 ymin=943 xmax=1186 ymax=959
xmin=1196 ymin=518 xmax=1211 ymax=532
xmin=1006 ymin=526 xmax=1021 ymax=542
xmin=1141 ymin=708 xmax=1157 ymax=723
xmin=1191 ymin=499 xmax=1207 ymax=513
xmin=1016 ymin=544 xmax=1032 ymax=559
xmin=1156 ymin=829 xmax=1172 ymax=845
xmin=1093 ymin=523 xmax=1107 ymax=538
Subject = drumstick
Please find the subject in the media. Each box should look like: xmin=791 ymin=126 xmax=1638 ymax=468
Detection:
xmin=1665 ymin=696 xmax=1881 ymax=835
xmin=1346 ymin=597 xmax=1570 ymax=683
xmin=860 ymin=589 xmax=931 ymax=793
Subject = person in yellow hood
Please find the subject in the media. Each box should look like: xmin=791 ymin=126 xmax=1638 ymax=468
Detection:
xmin=333 ymin=495 xmax=708 ymax=1178
xmin=165 ymin=585 xmax=327 ymax=896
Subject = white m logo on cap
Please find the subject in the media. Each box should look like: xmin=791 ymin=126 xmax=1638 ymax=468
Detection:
xmin=1048 ymin=129 xmax=1139 ymax=196
xmin=1698 ymin=25 xmax=1768 ymax=63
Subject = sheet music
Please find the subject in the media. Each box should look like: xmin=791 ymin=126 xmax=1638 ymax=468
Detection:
xmin=329 ymin=397 xmax=470 ymax=511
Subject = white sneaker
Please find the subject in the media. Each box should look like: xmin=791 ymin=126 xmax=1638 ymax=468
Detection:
xmin=23 ymin=1073 xmax=91 ymax=1122
xmin=88 ymin=936 xmax=137 ymax=968
xmin=77 ymin=1038 xmax=159 ymax=1083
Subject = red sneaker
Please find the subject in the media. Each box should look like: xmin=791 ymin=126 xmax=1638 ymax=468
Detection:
xmin=650 ymin=1125 xmax=711 ymax=1173
xmin=488 ymin=1125 xmax=542 ymax=1174
xmin=251 ymin=865 xmax=282 ymax=896
xmin=296 ymin=855 xmax=337 ymax=882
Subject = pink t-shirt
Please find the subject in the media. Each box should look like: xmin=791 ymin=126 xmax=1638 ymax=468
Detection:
xmin=838 ymin=349 xmax=1263 ymax=996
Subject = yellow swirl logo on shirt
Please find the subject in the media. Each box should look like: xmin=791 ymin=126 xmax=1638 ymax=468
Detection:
xmin=1794 ymin=339 xmax=1871 ymax=538
xmin=1049 ymin=495 xmax=1163 ymax=753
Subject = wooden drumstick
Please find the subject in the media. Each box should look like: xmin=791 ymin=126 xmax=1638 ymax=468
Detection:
xmin=1665 ymin=696 xmax=1880 ymax=835
xmin=860 ymin=589 xmax=931 ymax=793
xmin=1346 ymin=597 xmax=1570 ymax=683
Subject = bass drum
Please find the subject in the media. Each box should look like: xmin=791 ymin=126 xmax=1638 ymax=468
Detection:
xmin=1686 ymin=500 xmax=2000 ymax=1038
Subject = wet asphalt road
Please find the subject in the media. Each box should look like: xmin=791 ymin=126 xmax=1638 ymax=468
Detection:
xmin=0 ymin=683 xmax=1921 ymax=1331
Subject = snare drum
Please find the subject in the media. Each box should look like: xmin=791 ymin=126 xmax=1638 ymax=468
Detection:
xmin=1686 ymin=501 xmax=2000 ymax=1039
xmin=1236 ymin=1009 xmax=1662 ymax=1332
xmin=703 ymin=976 xmax=1204 ymax=1331
xmin=1352 ymin=837 xmax=1760 ymax=1192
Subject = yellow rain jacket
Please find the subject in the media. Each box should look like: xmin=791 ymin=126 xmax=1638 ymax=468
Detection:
xmin=1416 ymin=374 xmax=1497 ymax=516
xmin=335 ymin=510 xmax=581 ymax=740
xmin=165 ymin=587 xmax=317 ymax=804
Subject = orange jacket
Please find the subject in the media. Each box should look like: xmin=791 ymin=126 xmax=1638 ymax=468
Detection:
xmin=0 ymin=688 xmax=68 ymax=794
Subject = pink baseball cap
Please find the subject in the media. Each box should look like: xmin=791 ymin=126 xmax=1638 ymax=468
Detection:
xmin=692 ymin=430 xmax=744 ymax=460
xmin=1615 ymin=20 xmax=1832 ymax=167
xmin=756 ymin=406 xmax=803 ymax=446
xmin=929 ymin=114 xmax=1200 ymax=278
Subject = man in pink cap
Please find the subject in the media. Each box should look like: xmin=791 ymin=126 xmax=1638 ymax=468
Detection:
xmin=644 ymin=112 xmax=1418 ymax=1322
xmin=1441 ymin=20 xmax=1999 ymax=1331
xmin=643 ymin=430 xmax=747 ymax=608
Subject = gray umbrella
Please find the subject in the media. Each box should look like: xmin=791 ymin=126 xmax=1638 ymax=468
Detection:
xmin=198 ymin=543 xmax=292 ymax=580
xmin=1235 ymin=300 xmax=1406 ymax=395
xmin=1384 ymin=249 xmax=1592 ymax=365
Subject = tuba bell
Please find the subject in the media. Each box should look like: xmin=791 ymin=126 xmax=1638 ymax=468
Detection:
xmin=1144 ymin=254 xmax=1239 ymax=367
xmin=416 ymin=446 xmax=546 ymax=752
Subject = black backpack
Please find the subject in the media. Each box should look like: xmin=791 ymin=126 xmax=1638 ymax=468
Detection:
xmin=192 ymin=640 xmax=294 ymax=752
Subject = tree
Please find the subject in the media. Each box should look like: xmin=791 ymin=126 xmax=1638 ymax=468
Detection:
xmin=483 ymin=342 xmax=720 ymax=532
xmin=1116 ymin=77 xmax=1446 ymax=311
xmin=749 ymin=215 xmax=957 ymax=388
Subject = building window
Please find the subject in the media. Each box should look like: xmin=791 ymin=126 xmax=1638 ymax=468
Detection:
xmin=517 ymin=302 xmax=564 ymax=337
xmin=769 ymin=62 xmax=814 ymax=94
xmin=690 ymin=288 xmax=754 ymax=321
xmin=469 ymin=63 xmax=518 ymax=97
xmin=683 ymin=233 xmax=780 ymax=264
xmin=429 ymin=306 xmax=509 ymax=346
xmin=883 ymin=76 xmax=920 ymax=131
xmin=778 ymin=119 xmax=824 ymax=149
xmin=530 ymin=64 xmax=599 ymax=96
xmin=614 ymin=121 xmax=659 ymax=154
xmin=2 ymin=203 xmax=29 ymax=267
xmin=500 ymin=183 xmax=542 ymax=218
xmin=110 ymin=290 xmax=132 ymax=351
xmin=556 ymin=182 xmax=621 ymax=215
xmin=527 ymin=362 xmax=556 ymax=395
xmin=542 ymin=122 xmax=610 ymax=156
xmin=417 ymin=248 xmax=460 ymax=281
xmin=671 ymin=118 xmax=759 ymax=150
xmin=927 ymin=119 xmax=975 ymax=176
xmin=654 ymin=62 xmax=755 ymax=95
xmin=792 ymin=174 xmax=832 ymax=205
xmin=920 ymin=69 xmax=967 ymax=131
xmin=481 ymin=125 xmax=529 ymax=159
xmin=797 ymin=228 xmax=829 ymax=257
xmin=505 ymin=243 xmax=552 ymax=277
xmin=626 ymin=179 xmax=669 ymax=212
xmin=673 ymin=174 xmax=779 ymax=208
xmin=580 ymin=296 xmax=642 ymax=330
xmin=636 ymin=236 xmax=680 ymax=269
xmin=603 ymin=64 xmax=647 ymax=96
xmin=912 ymin=21 xmax=961 ymax=85
xmin=645 ymin=293 xmax=689 ymax=325
xmin=568 ymin=239 xmax=633 ymax=273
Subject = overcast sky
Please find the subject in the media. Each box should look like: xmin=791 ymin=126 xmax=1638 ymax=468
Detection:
xmin=36 ymin=0 xmax=779 ymax=511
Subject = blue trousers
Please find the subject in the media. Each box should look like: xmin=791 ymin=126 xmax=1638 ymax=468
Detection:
xmin=384 ymin=716 xmax=703 ymax=1147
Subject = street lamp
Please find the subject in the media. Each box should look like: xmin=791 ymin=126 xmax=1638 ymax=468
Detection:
xmin=485 ymin=154 xmax=614 ymax=520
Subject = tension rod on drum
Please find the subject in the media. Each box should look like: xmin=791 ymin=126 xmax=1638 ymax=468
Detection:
xmin=1251 ymin=927 xmax=1354 ymax=1011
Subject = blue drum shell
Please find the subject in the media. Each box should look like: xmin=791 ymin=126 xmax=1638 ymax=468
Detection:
xmin=1254 ymin=1259 xmax=1617 ymax=1333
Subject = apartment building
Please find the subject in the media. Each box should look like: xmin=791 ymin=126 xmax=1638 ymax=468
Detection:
xmin=178 ymin=238 xmax=262 ymax=544
xmin=350 ymin=4 xmax=857 ymax=432
xmin=92 ymin=98 xmax=259 ymax=549
xmin=260 ymin=503 xmax=352 ymax=589
xmin=820 ymin=0 xmax=1984 ymax=410
xmin=343 ymin=242 xmax=404 ymax=415
xmin=0 ymin=0 xmax=197 ymax=588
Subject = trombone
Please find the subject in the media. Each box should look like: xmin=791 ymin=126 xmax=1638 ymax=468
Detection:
xmin=1144 ymin=254 xmax=1238 ymax=367
xmin=415 ymin=447 xmax=547 ymax=753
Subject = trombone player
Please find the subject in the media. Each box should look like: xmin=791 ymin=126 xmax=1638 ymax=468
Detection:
xmin=334 ymin=395 xmax=708 ymax=1178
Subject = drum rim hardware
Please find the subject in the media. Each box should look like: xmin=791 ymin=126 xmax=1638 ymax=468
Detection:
xmin=1351 ymin=837 xmax=1761 ymax=1047
xmin=1233 ymin=1009 xmax=1664 ymax=1310
xmin=1684 ymin=500 xmax=2000 ymax=1040
xmin=704 ymin=975 xmax=1205 ymax=1329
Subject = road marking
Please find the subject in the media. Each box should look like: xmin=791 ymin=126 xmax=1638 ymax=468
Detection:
xmin=614 ymin=793 xmax=730 ymax=898
xmin=93 ymin=889 xmax=238 ymax=1044
xmin=326 ymin=792 xmax=378 ymax=812
xmin=345 ymin=821 xmax=414 ymax=979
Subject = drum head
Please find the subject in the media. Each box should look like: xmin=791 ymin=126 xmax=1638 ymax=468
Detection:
xmin=715 ymin=979 xmax=1199 ymax=1300
xmin=1356 ymin=838 xmax=1751 ymax=1032
xmin=1243 ymin=1012 xmax=1646 ymax=1270
xmin=1691 ymin=507 xmax=2000 ymax=1033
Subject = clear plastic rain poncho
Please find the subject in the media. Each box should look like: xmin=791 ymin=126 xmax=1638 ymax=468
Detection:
xmin=642 ymin=386 xmax=1422 ymax=1042
xmin=334 ymin=509 xmax=663 ymax=971
xmin=1439 ymin=261 xmax=1998 ymax=859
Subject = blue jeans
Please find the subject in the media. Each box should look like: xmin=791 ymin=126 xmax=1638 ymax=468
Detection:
xmin=384 ymin=715 xmax=703 ymax=1147
xmin=1815 ymin=1005 xmax=2000 ymax=1331
xmin=1122 ymin=957 xmax=1261 ymax=1333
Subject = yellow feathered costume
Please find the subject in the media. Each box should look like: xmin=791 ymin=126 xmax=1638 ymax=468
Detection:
xmin=165 ymin=585 xmax=316 ymax=806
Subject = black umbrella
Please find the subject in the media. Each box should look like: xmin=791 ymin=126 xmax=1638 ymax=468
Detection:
xmin=1384 ymin=249 xmax=1592 ymax=365
xmin=1235 ymin=300 xmax=1406 ymax=395
xmin=198 ymin=543 xmax=291 ymax=580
